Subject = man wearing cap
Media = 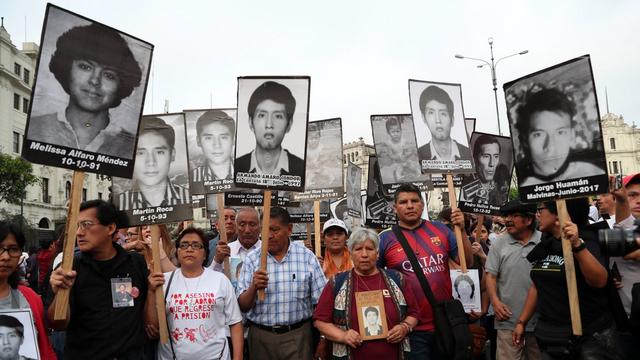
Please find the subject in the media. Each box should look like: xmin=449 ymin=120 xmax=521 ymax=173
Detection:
xmin=485 ymin=200 xmax=542 ymax=360
xmin=319 ymin=218 xmax=353 ymax=278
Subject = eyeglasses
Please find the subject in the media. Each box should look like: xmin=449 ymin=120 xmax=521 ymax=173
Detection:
xmin=126 ymin=232 xmax=138 ymax=237
xmin=77 ymin=221 xmax=98 ymax=230
xmin=0 ymin=247 xmax=22 ymax=258
xmin=536 ymin=207 xmax=547 ymax=214
xmin=178 ymin=242 xmax=205 ymax=250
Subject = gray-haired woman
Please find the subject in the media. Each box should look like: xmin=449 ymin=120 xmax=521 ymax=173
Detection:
xmin=313 ymin=228 xmax=419 ymax=360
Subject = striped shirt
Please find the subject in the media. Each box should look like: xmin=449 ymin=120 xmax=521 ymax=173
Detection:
xmin=377 ymin=220 xmax=457 ymax=331
xmin=237 ymin=241 xmax=326 ymax=326
xmin=117 ymin=180 xmax=190 ymax=210
xmin=191 ymin=163 xmax=233 ymax=182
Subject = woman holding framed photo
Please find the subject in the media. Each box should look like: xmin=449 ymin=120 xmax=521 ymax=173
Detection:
xmin=0 ymin=222 xmax=57 ymax=359
xmin=313 ymin=228 xmax=419 ymax=360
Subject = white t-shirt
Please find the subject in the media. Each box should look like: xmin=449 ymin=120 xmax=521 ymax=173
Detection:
xmin=158 ymin=268 xmax=243 ymax=360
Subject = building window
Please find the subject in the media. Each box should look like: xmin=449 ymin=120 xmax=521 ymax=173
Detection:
xmin=14 ymin=63 xmax=21 ymax=76
xmin=65 ymin=181 xmax=71 ymax=199
xmin=355 ymin=151 xmax=359 ymax=160
xmin=23 ymin=98 xmax=29 ymax=114
xmin=343 ymin=155 xmax=346 ymax=164
xmin=98 ymin=192 xmax=103 ymax=200
xmin=82 ymin=188 xmax=87 ymax=202
xmin=610 ymin=138 xmax=616 ymax=150
xmin=42 ymin=178 xmax=50 ymax=203
xmin=13 ymin=94 xmax=20 ymax=110
xmin=12 ymin=132 xmax=20 ymax=153
xmin=23 ymin=69 xmax=30 ymax=85
xmin=613 ymin=161 xmax=619 ymax=174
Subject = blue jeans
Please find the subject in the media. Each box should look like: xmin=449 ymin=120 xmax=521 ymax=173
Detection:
xmin=409 ymin=331 xmax=441 ymax=360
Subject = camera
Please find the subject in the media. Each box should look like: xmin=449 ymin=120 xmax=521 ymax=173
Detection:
xmin=598 ymin=219 xmax=640 ymax=256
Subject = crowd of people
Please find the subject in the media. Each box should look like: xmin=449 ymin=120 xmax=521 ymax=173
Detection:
xmin=1 ymin=175 xmax=638 ymax=359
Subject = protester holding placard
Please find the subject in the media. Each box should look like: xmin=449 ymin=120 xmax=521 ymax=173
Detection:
xmin=207 ymin=207 xmax=238 ymax=266
xmin=513 ymin=198 xmax=623 ymax=359
xmin=313 ymin=228 xmax=419 ymax=360
xmin=47 ymin=200 xmax=150 ymax=359
xmin=485 ymin=200 xmax=541 ymax=360
xmin=212 ymin=208 xmax=261 ymax=280
xmin=0 ymin=222 xmax=56 ymax=360
xmin=237 ymin=207 xmax=326 ymax=360
xmin=320 ymin=218 xmax=353 ymax=278
xmin=378 ymin=183 xmax=473 ymax=360
xmin=147 ymin=227 xmax=244 ymax=360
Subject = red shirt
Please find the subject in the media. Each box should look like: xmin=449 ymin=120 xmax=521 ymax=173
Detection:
xmin=37 ymin=249 xmax=54 ymax=288
xmin=377 ymin=221 xmax=458 ymax=331
xmin=313 ymin=271 xmax=419 ymax=360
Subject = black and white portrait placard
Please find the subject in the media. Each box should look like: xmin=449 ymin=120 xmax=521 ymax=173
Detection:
xmin=450 ymin=269 xmax=481 ymax=313
xmin=233 ymin=76 xmax=310 ymax=192
xmin=184 ymin=108 xmax=238 ymax=194
xmin=22 ymin=4 xmax=153 ymax=178
xmin=111 ymin=113 xmax=192 ymax=226
xmin=364 ymin=156 xmax=397 ymax=228
xmin=346 ymin=162 xmax=363 ymax=218
xmin=409 ymin=80 xmax=473 ymax=174
xmin=503 ymin=55 xmax=608 ymax=202
xmin=293 ymin=118 xmax=344 ymax=201
xmin=370 ymin=114 xmax=433 ymax=194
xmin=458 ymin=132 xmax=514 ymax=215
xmin=0 ymin=309 xmax=40 ymax=360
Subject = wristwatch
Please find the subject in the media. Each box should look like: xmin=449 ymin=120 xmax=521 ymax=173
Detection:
xmin=572 ymin=239 xmax=586 ymax=253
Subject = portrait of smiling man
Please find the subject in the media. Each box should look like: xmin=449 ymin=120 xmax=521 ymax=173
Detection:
xmin=26 ymin=7 xmax=151 ymax=162
xmin=117 ymin=116 xmax=189 ymax=210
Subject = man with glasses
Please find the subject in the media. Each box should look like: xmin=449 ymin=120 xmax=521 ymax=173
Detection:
xmin=485 ymin=200 xmax=542 ymax=360
xmin=47 ymin=200 xmax=151 ymax=359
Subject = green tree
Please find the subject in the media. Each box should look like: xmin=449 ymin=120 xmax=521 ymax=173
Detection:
xmin=0 ymin=154 xmax=39 ymax=205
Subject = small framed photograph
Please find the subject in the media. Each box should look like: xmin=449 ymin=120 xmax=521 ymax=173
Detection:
xmin=0 ymin=309 xmax=41 ymax=359
xmin=355 ymin=290 xmax=388 ymax=341
xmin=450 ymin=269 xmax=481 ymax=313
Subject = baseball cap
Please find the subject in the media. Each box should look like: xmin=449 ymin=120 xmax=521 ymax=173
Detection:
xmin=623 ymin=173 xmax=640 ymax=187
xmin=322 ymin=218 xmax=349 ymax=235
xmin=499 ymin=200 xmax=536 ymax=216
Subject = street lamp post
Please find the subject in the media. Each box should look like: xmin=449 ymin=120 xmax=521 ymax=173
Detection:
xmin=455 ymin=38 xmax=528 ymax=135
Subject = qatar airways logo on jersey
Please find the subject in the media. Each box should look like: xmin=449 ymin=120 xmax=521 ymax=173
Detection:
xmin=401 ymin=253 xmax=446 ymax=274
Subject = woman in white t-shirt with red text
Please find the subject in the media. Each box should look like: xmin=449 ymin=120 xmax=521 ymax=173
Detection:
xmin=147 ymin=227 xmax=243 ymax=360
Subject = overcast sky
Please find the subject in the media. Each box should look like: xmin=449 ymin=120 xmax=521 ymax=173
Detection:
xmin=3 ymin=0 xmax=638 ymax=143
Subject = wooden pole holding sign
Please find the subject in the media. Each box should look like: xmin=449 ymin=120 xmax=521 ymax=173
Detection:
xmin=313 ymin=201 xmax=322 ymax=257
xmin=556 ymin=199 xmax=583 ymax=335
xmin=54 ymin=170 xmax=84 ymax=320
xmin=475 ymin=215 xmax=485 ymax=243
xmin=258 ymin=190 xmax=272 ymax=301
xmin=150 ymin=225 xmax=169 ymax=344
xmin=215 ymin=193 xmax=231 ymax=278
xmin=446 ymin=173 xmax=467 ymax=272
